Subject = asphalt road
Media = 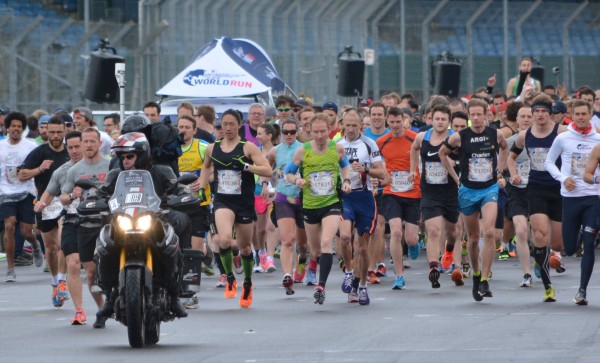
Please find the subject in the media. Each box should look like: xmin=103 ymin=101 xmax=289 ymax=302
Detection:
xmin=1 ymin=251 xmax=600 ymax=363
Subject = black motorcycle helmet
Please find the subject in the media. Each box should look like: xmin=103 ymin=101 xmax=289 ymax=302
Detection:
xmin=121 ymin=112 xmax=151 ymax=134
xmin=111 ymin=132 xmax=152 ymax=170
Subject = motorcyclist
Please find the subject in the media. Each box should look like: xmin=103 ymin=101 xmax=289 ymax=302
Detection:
xmin=96 ymin=132 xmax=191 ymax=319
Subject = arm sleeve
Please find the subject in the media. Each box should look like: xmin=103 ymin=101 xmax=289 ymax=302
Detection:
xmin=544 ymin=137 xmax=566 ymax=183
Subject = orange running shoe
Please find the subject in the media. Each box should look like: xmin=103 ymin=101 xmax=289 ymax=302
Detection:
xmin=441 ymin=250 xmax=454 ymax=270
xmin=224 ymin=277 xmax=238 ymax=299
xmin=71 ymin=309 xmax=87 ymax=325
xmin=549 ymin=254 xmax=561 ymax=270
xmin=367 ymin=270 xmax=381 ymax=284
xmin=240 ymin=281 xmax=253 ymax=308
xmin=451 ymin=268 xmax=464 ymax=286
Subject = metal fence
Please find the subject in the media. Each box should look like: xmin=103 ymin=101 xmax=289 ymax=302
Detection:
xmin=1 ymin=0 xmax=599 ymax=115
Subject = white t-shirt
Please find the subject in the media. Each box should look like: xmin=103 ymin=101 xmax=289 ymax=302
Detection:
xmin=0 ymin=138 xmax=37 ymax=196
xmin=591 ymin=115 xmax=600 ymax=132
xmin=99 ymin=130 xmax=114 ymax=157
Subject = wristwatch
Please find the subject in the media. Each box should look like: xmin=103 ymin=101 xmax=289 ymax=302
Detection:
xmin=364 ymin=164 xmax=370 ymax=174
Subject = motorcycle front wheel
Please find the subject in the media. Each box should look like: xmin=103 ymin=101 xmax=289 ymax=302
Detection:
xmin=126 ymin=268 xmax=145 ymax=348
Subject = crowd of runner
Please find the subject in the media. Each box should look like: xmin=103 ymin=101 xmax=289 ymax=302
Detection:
xmin=2 ymin=56 xmax=600 ymax=327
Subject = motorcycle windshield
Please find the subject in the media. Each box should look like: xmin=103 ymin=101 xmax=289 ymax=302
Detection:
xmin=108 ymin=170 xmax=161 ymax=216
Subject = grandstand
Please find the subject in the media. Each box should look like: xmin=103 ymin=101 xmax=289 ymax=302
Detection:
xmin=0 ymin=0 xmax=598 ymax=113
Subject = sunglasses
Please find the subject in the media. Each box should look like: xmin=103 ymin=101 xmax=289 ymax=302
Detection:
xmin=65 ymin=122 xmax=73 ymax=127
xmin=281 ymin=129 xmax=297 ymax=135
xmin=277 ymin=107 xmax=292 ymax=112
xmin=120 ymin=154 xmax=136 ymax=160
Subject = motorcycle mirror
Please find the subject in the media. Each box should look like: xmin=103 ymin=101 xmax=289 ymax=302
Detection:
xmin=75 ymin=179 xmax=97 ymax=190
xmin=177 ymin=174 xmax=197 ymax=185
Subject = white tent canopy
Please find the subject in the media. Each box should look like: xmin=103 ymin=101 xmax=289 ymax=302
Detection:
xmin=156 ymin=37 xmax=283 ymax=98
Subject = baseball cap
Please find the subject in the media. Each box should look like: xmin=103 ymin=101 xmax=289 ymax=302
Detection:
xmin=0 ymin=107 xmax=10 ymax=116
xmin=358 ymin=98 xmax=372 ymax=108
xmin=552 ymin=101 xmax=567 ymax=114
xmin=73 ymin=107 xmax=94 ymax=123
xmin=322 ymin=102 xmax=338 ymax=113
xmin=38 ymin=115 xmax=51 ymax=126
xmin=59 ymin=113 xmax=74 ymax=124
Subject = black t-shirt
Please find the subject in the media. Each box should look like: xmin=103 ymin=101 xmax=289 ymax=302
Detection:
xmin=195 ymin=128 xmax=215 ymax=143
xmin=22 ymin=144 xmax=70 ymax=197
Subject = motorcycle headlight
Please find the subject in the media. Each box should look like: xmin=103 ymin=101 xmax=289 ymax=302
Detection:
xmin=117 ymin=215 xmax=133 ymax=231
xmin=136 ymin=215 xmax=153 ymax=231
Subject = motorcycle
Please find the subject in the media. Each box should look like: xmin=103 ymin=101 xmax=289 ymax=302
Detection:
xmin=76 ymin=170 xmax=199 ymax=348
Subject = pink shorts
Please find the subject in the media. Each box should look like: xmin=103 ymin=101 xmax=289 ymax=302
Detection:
xmin=254 ymin=195 xmax=270 ymax=214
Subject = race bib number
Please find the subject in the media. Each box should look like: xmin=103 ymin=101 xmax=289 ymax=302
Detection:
xmin=468 ymin=157 xmax=493 ymax=182
xmin=217 ymin=170 xmax=242 ymax=195
xmin=308 ymin=171 xmax=334 ymax=196
xmin=570 ymin=152 xmax=589 ymax=178
xmin=390 ymin=170 xmax=413 ymax=193
xmin=514 ymin=160 xmax=530 ymax=185
xmin=125 ymin=193 xmax=143 ymax=204
xmin=529 ymin=147 xmax=548 ymax=171
xmin=42 ymin=197 xmax=62 ymax=220
xmin=349 ymin=169 xmax=364 ymax=190
xmin=424 ymin=161 xmax=448 ymax=185
xmin=4 ymin=166 xmax=18 ymax=184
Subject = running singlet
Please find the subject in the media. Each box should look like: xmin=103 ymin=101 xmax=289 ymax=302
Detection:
xmin=211 ymin=140 xmax=255 ymax=210
xmin=525 ymin=123 xmax=560 ymax=187
xmin=275 ymin=140 xmax=303 ymax=198
xmin=364 ymin=128 xmax=389 ymax=142
xmin=458 ymin=126 xmax=498 ymax=189
xmin=377 ymin=130 xmax=421 ymax=199
xmin=179 ymin=138 xmax=211 ymax=206
xmin=337 ymin=134 xmax=382 ymax=192
xmin=420 ymin=129 xmax=457 ymax=194
xmin=507 ymin=133 xmax=529 ymax=188
xmin=301 ymin=140 xmax=340 ymax=209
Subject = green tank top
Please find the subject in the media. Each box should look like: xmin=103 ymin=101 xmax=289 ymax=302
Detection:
xmin=302 ymin=140 xmax=340 ymax=209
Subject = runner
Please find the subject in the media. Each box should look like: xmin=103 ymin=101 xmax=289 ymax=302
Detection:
xmin=19 ymin=116 xmax=70 ymax=307
xmin=59 ymin=128 xmax=110 ymax=326
xmin=0 ymin=112 xmax=44 ymax=282
xmin=505 ymin=103 xmax=534 ymax=287
xmin=196 ymin=109 xmax=273 ymax=308
xmin=363 ymin=102 xmax=390 ymax=283
xmin=285 ymin=113 xmax=351 ymax=304
xmin=509 ymin=94 xmax=567 ymax=302
xmin=439 ymin=98 xmax=508 ymax=301
xmin=254 ymin=123 xmax=277 ymax=273
xmin=410 ymin=104 xmax=463 ymax=288
xmin=546 ymin=99 xmax=600 ymax=305
xmin=264 ymin=119 xmax=308 ymax=295
xmin=35 ymin=131 xmax=87 ymax=324
xmin=176 ymin=114 xmax=213 ymax=309
xmin=376 ymin=107 xmax=421 ymax=290
xmin=337 ymin=109 xmax=386 ymax=304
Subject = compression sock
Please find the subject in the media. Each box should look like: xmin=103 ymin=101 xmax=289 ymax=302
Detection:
xmin=213 ymin=252 xmax=225 ymax=274
xmin=318 ymin=253 xmax=333 ymax=287
xmin=219 ymin=247 xmax=233 ymax=275
xmin=241 ymin=253 xmax=254 ymax=283
xmin=533 ymin=247 xmax=551 ymax=289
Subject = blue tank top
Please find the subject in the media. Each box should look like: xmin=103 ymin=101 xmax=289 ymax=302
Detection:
xmin=275 ymin=140 xmax=303 ymax=197
xmin=364 ymin=127 xmax=389 ymax=142
xmin=525 ymin=123 xmax=560 ymax=187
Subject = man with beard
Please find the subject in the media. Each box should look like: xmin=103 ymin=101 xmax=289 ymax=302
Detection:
xmin=19 ymin=116 xmax=70 ymax=307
